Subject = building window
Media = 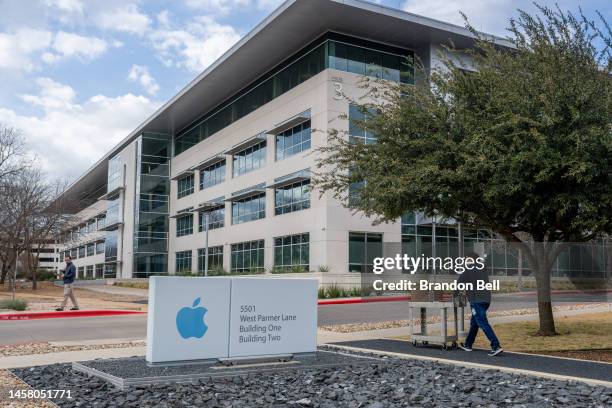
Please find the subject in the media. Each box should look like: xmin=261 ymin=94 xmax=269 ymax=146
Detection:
xmin=96 ymin=241 xmax=105 ymax=254
xmin=176 ymin=214 xmax=194 ymax=237
xmin=70 ymin=248 xmax=77 ymax=259
xmin=78 ymin=246 xmax=85 ymax=258
xmin=199 ymin=207 xmax=225 ymax=231
xmin=274 ymin=233 xmax=309 ymax=272
xmin=275 ymin=180 xmax=310 ymax=215
xmin=86 ymin=265 xmax=94 ymax=278
xmin=232 ymin=193 xmax=265 ymax=224
xmin=200 ymin=160 xmax=225 ymax=190
xmin=276 ymin=120 xmax=311 ymax=160
xmin=232 ymin=141 xmax=266 ymax=178
xmin=86 ymin=243 xmax=94 ymax=257
xmin=77 ymin=266 xmax=84 ymax=278
xmin=97 ymin=216 xmax=106 ymax=230
xmin=349 ymin=104 xmax=377 ymax=144
xmin=175 ymin=250 xmax=192 ymax=273
xmin=95 ymin=264 xmax=104 ymax=278
xmin=349 ymin=232 xmax=383 ymax=273
xmin=87 ymin=221 xmax=96 ymax=233
xmin=177 ymin=174 xmax=194 ymax=198
xmin=231 ymin=240 xmax=265 ymax=274
xmin=198 ymin=246 xmax=224 ymax=273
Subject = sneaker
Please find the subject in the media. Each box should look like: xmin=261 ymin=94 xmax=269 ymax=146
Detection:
xmin=55 ymin=307 xmax=63 ymax=311
xmin=488 ymin=347 xmax=504 ymax=356
xmin=458 ymin=344 xmax=473 ymax=352
xmin=70 ymin=307 xmax=80 ymax=311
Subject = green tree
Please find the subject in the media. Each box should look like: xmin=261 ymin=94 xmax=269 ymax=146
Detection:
xmin=314 ymin=5 xmax=612 ymax=336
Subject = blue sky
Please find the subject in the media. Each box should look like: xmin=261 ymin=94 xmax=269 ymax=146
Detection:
xmin=0 ymin=0 xmax=609 ymax=181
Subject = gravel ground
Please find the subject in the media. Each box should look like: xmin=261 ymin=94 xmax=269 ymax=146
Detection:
xmin=320 ymin=303 xmax=608 ymax=333
xmin=10 ymin=348 xmax=612 ymax=407
xmin=0 ymin=341 xmax=145 ymax=358
xmin=0 ymin=369 xmax=55 ymax=408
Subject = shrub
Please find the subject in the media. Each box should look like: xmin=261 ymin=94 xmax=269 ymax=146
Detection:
xmin=0 ymin=299 xmax=28 ymax=311
xmin=318 ymin=265 xmax=330 ymax=272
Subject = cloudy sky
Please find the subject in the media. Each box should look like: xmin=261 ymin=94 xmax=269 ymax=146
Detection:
xmin=0 ymin=0 xmax=609 ymax=182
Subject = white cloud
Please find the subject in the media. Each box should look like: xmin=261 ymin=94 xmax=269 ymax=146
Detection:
xmin=128 ymin=65 xmax=160 ymax=95
xmin=95 ymin=3 xmax=151 ymax=35
xmin=401 ymin=0 xmax=513 ymax=35
xmin=150 ymin=15 xmax=240 ymax=73
xmin=0 ymin=79 xmax=160 ymax=179
xmin=0 ymin=29 xmax=53 ymax=71
xmin=42 ymin=31 xmax=111 ymax=63
xmin=20 ymin=77 xmax=77 ymax=110
xmin=43 ymin=0 xmax=84 ymax=14
xmin=185 ymin=0 xmax=283 ymax=14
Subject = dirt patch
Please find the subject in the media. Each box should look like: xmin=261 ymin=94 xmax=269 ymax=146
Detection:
xmin=0 ymin=341 xmax=146 ymax=357
xmin=0 ymin=281 xmax=147 ymax=312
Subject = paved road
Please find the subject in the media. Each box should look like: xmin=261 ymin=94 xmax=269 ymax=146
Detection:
xmin=2 ymin=291 xmax=607 ymax=345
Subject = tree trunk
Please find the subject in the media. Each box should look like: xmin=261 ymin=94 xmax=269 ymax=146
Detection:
xmin=534 ymin=263 xmax=557 ymax=336
xmin=0 ymin=264 xmax=7 ymax=285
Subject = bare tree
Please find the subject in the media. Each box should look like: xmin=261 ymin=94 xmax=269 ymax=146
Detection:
xmin=0 ymin=123 xmax=26 ymax=183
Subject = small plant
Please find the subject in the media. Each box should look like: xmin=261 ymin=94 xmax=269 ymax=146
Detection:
xmin=318 ymin=265 xmax=330 ymax=272
xmin=0 ymin=299 xmax=28 ymax=311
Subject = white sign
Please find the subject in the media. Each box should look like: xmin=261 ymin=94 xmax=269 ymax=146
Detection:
xmin=146 ymin=276 xmax=318 ymax=364
xmin=229 ymin=278 xmax=318 ymax=357
xmin=146 ymin=277 xmax=231 ymax=363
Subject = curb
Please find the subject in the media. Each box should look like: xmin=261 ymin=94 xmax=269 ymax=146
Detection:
xmin=0 ymin=310 xmax=146 ymax=321
xmin=318 ymin=295 xmax=411 ymax=305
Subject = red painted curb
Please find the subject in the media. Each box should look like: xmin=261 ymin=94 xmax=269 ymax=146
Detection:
xmin=318 ymin=295 xmax=411 ymax=305
xmin=0 ymin=310 xmax=146 ymax=321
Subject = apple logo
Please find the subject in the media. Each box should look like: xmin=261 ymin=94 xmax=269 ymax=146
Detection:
xmin=176 ymin=297 xmax=208 ymax=339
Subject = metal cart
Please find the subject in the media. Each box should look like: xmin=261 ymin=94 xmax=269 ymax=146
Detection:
xmin=409 ymin=301 xmax=466 ymax=350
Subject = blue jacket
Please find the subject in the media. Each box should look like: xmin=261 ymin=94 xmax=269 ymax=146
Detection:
xmin=63 ymin=263 xmax=76 ymax=284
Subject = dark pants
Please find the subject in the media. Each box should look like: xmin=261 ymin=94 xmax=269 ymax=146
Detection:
xmin=464 ymin=302 xmax=500 ymax=349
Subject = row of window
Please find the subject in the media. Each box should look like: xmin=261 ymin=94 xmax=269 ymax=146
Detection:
xmin=76 ymin=264 xmax=105 ymax=279
xmin=63 ymin=215 xmax=107 ymax=242
xmin=174 ymin=33 xmax=413 ymax=156
xmin=175 ymin=233 xmax=310 ymax=274
xmin=177 ymin=120 xmax=311 ymax=199
xmin=175 ymin=180 xmax=311 ymax=237
xmin=62 ymin=241 xmax=105 ymax=260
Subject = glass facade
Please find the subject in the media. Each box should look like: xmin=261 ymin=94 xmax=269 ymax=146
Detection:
xmin=177 ymin=174 xmax=194 ymax=198
xmin=95 ymin=264 xmax=104 ymax=278
xmin=96 ymin=241 xmax=105 ymax=254
xmin=199 ymin=207 xmax=225 ymax=231
xmin=86 ymin=243 xmax=94 ymax=257
xmin=104 ymin=263 xmax=117 ymax=278
xmin=274 ymin=180 xmax=310 ymax=215
xmin=231 ymin=193 xmax=265 ymax=224
xmin=276 ymin=120 xmax=311 ymax=160
xmin=198 ymin=246 xmax=224 ymax=272
xmin=200 ymin=160 xmax=225 ymax=190
xmin=231 ymin=240 xmax=265 ymax=274
xmin=133 ymin=133 xmax=171 ymax=277
xmin=274 ymin=233 xmax=309 ymax=271
xmin=104 ymin=230 xmax=118 ymax=262
xmin=349 ymin=104 xmax=377 ymax=144
xmin=232 ymin=141 xmax=266 ymax=177
xmin=175 ymin=250 xmax=192 ymax=273
xmin=86 ymin=265 xmax=93 ymax=278
xmin=78 ymin=246 xmax=85 ymax=258
xmin=174 ymin=32 xmax=414 ymax=156
xmin=349 ymin=232 xmax=383 ymax=273
xmin=176 ymin=214 xmax=194 ymax=236
xmin=107 ymin=155 xmax=123 ymax=192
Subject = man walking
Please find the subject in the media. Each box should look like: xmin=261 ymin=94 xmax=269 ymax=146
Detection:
xmin=56 ymin=255 xmax=79 ymax=311
xmin=456 ymin=253 xmax=503 ymax=356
